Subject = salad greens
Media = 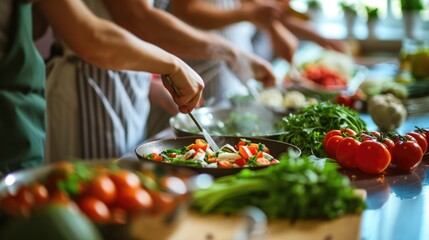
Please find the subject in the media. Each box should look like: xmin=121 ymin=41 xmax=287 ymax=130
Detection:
xmin=192 ymin=151 xmax=365 ymax=220
xmin=279 ymin=102 xmax=367 ymax=157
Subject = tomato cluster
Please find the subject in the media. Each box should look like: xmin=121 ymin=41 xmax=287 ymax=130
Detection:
xmin=324 ymin=128 xmax=429 ymax=174
xmin=0 ymin=162 xmax=188 ymax=224
xmin=302 ymin=65 xmax=347 ymax=89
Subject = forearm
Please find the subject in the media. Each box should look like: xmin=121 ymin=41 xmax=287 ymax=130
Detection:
xmin=102 ymin=0 xmax=238 ymax=62
xmin=170 ymin=0 xmax=248 ymax=30
xmin=36 ymin=0 xmax=179 ymax=75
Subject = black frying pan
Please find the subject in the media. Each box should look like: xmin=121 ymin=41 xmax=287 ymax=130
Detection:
xmin=135 ymin=136 xmax=301 ymax=178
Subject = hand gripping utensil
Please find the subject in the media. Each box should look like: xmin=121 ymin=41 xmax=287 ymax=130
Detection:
xmin=161 ymin=75 xmax=221 ymax=152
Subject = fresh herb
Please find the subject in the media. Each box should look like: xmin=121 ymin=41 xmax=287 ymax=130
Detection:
xmin=365 ymin=6 xmax=379 ymax=20
xmin=192 ymin=151 xmax=365 ymax=220
xmin=57 ymin=162 xmax=94 ymax=196
xmin=279 ymin=102 xmax=367 ymax=157
xmin=401 ymin=0 xmax=424 ymax=11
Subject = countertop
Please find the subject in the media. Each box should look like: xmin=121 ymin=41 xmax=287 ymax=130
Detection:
xmin=122 ymin=112 xmax=429 ymax=240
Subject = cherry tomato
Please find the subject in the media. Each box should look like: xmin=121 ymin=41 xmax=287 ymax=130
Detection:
xmin=370 ymin=131 xmax=381 ymax=138
xmin=32 ymin=183 xmax=49 ymax=205
xmin=150 ymin=191 xmax=177 ymax=215
xmin=336 ymin=137 xmax=360 ymax=169
xmin=392 ymin=140 xmax=423 ymax=171
xmin=0 ymin=195 xmax=28 ymax=217
xmin=77 ymin=196 xmax=111 ymax=223
xmin=324 ymin=135 xmax=344 ymax=159
xmin=336 ymin=92 xmax=355 ymax=109
xmin=86 ymin=175 xmax=117 ymax=205
xmin=116 ymin=188 xmax=153 ymax=212
xmin=415 ymin=128 xmax=429 ymax=153
xmin=407 ymin=132 xmax=428 ymax=154
xmin=382 ymin=138 xmax=395 ymax=155
xmin=323 ymin=130 xmax=342 ymax=146
xmin=109 ymin=170 xmax=141 ymax=191
xmin=356 ymin=141 xmax=391 ymax=174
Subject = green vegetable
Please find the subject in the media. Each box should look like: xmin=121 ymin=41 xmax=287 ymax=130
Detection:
xmin=0 ymin=203 xmax=102 ymax=240
xmin=279 ymin=102 xmax=367 ymax=157
xmin=192 ymin=151 xmax=365 ymax=220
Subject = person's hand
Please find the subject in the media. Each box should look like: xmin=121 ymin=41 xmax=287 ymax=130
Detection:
xmin=149 ymin=77 xmax=179 ymax=115
xmin=227 ymin=50 xmax=276 ymax=88
xmin=241 ymin=0 xmax=283 ymax=29
xmin=268 ymin=20 xmax=299 ymax=63
xmin=162 ymin=58 xmax=204 ymax=113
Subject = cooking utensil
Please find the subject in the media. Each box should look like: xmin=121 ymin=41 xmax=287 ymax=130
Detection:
xmin=162 ymin=75 xmax=220 ymax=152
xmin=170 ymin=107 xmax=285 ymax=140
xmin=135 ymin=136 xmax=301 ymax=178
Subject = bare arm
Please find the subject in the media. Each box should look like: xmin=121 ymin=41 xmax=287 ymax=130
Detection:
xmin=169 ymin=0 xmax=282 ymax=30
xmin=101 ymin=0 xmax=238 ymax=62
xmin=36 ymin=0 xmax=204 ymax=113
xmin=102 ymin=0 xmax=275 ymax=87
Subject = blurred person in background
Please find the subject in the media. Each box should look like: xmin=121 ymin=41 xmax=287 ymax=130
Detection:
xmin=0 ymin=0 xmax=204 ymax=174
xmin=155 ymin=0 xmax=345 ymax=103
xmin=34 ymin=0 xmax=276 ymax=163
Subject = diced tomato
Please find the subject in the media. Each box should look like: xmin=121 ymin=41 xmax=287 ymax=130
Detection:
xmin=235 ymin=140 xmax=247 ymax=151
xmin=218 ymin=161 xmax=233 ymax=168
xmin=247 ymin=144 xmax=259 ymax=155
xmin=256 ymin=158 xmax=271 ymax=166
xmin=208 ymin=157 xmax=218 ymax=163
xmin=239 ymin=146 xmax=253 ymax=159
xmin=234 ymin=158 xmax=247 ymax=167
xmin=187 ymin=139 xmax=208 ymax=152
xmin=169 ymin=152 xmax=177 ymax=158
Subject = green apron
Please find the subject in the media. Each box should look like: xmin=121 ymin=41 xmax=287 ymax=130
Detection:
xmin=0 ymin=1 xmax=46 ymax=174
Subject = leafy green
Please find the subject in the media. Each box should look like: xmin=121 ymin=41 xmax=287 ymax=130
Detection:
xmin=279 ymin=102 xmax=367 ymax=157
xmin=192 ymin=151 xmax=365 ymax=220
xmin=57 ymin=162 xmax=94 ymax=196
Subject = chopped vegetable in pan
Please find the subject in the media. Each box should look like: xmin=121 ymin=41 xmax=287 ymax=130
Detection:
xmin=145 ymin=139 xmax=279 ymax=168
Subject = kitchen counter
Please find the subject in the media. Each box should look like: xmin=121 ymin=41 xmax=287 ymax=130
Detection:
xmin=122 ymin=112 xmax=429 ymax=240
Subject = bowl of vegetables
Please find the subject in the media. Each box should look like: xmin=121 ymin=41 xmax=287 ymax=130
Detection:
xmin=135 ymin=136 xmax=301 ymax=178
xmin=0 ymin=160 xmax=199 ymax=240
xmin=169 ymin=107 xmax=285 ymax=140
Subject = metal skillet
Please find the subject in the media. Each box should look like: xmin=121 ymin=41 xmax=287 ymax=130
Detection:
xmin=135 ymin=136 xmax=301 ymax=178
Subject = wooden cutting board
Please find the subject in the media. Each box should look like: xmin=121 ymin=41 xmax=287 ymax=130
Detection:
xmin=167 ymin=211 xmax=362 ymax=240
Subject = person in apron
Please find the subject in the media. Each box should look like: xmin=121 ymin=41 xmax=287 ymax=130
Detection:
xmin=41 ymin=0 xmax=276 ymax=162
xmin=0 ymin=0 xmax=205 ymax=172
xmin=0 ymin=0 xmax=46 ymax=175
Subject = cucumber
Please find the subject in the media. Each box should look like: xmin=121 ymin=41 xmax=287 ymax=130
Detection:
xmin=0 ymin=203 xmax=102 ymax=240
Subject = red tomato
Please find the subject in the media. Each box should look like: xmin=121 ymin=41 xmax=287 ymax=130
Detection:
xmin=234 ymin=158 xmax=247 ymax=167
xmin=32 ymin=183 xmax=49 ymax=205
xmin=109 ymin=170 xmax=141 ymax=191
xmin=150 ymin=191 xmax=177 ymax=215
xmin=324 ymin=135 xmax=344 ymax=159
xmin=392 ymin=140 xmax=423 ymax=171
xmin=239 ymin=145 xmax=253 ymax=159
xmin=323 ymin=130 xmax=342 ymax=146
xmin=370 ymin=131 xmax=381 ymax=138
xmin=116 ymin=188 xmax=153 ymax=212
xmin=336 ymin=137 xmax=361 ymax=169
xmin=77 ymin=196 xmax=111 ymax=223
xmin=86 ymin=175 xmax=117 ymax=205
xmin=407 ymin=132 xmax=428 ymax=154
xmin=356 ymin=141 xmax=391 ymax=174
xmin=382 ymin=138 xmax=395 ymax=154
xmin=336 ymin=92 xmax=355 ymax=109
xmin=415 ymin=129 xmax=429 ymax=153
